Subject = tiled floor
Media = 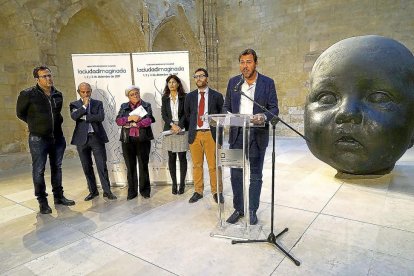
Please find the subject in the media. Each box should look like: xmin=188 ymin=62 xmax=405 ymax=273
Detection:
xmin=1 ymin=137 xmax=414 ymax=275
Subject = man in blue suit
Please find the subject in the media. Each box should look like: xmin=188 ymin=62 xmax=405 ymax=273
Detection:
xmin=223 ymin=49 xmax=279 ymax=225
xmin=70 ymin=82 xmax=116 ymax=201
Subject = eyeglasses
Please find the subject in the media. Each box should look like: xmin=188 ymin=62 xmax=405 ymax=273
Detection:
xmin=38 ymin=74 xmax=52 ymax=79
xmin=193 ymin=74 xmax=206 ymax=79
xmin=128 ymin=92 xmax=139 ymax=97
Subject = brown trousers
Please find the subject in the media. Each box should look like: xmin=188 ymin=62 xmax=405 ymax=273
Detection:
xmin=189 ymin=130 xmax=222 ymax=195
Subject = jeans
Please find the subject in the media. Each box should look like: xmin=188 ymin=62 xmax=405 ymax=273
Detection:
xmin=29 ymin=134 xmax=66 ymax=202
xmin=230 ymin=135 xmax=266 ymax=213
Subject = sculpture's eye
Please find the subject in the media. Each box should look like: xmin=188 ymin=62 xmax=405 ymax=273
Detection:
xmin=316 ymin=92 xmax=337 ymax=105
xmin=366 ymin=91 xmax=393 ymax=104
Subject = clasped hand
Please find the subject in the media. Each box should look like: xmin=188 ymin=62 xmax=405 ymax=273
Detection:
xmin=171 ymin=124 xmax=181 ymax=134
xmin=128 ymin=115 xmax=141 ymax=122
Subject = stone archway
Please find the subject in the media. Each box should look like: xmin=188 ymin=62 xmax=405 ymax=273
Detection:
xmin=55 ymin=8 xmax=125 ymax=138
xmin=152 ymin=14 xmax=205 ymax=91
xmin=52 ymin=2 xmax=147 ymax=138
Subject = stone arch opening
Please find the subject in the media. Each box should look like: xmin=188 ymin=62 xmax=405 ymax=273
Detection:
xmin=55 ymin=8 xmax=123 ymax=138
xmin=152 ymin=15 xmax=205 ymax=91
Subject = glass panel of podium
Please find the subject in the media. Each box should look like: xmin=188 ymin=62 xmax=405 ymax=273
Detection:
xmin=206 ymin=114 xmax=265 ymax=240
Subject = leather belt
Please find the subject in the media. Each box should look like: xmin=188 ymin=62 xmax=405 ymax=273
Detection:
xmin=196 ymin=129 xmax=210 ymax=132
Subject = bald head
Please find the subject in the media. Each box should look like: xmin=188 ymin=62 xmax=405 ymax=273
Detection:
xmin=77 ymin=82 xmax=92 ymax=100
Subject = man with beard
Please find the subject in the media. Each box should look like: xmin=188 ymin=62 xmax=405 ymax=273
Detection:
xmin=16 ymin=66 xmax=76 ymax=214
xmin=223 ymin=49 xmax=279 ymax=225
xmin=184 ymin=68 xmax=224 ymax=204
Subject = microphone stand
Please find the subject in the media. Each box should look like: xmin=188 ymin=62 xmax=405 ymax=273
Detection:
xmin=231 ymin=90 xmax=302 ymax=266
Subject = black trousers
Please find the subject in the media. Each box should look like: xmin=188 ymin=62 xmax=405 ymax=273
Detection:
xmin=121 ymin=139 xmax=151 ymax=197
xmin=167 ymin=151 xmax=187 ymax=186
xmin=77 ymin=134 xmax=111 ymax=194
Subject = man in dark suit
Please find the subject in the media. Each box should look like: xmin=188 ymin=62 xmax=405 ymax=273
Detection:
xmin=184 ymin=68 xmax=224 ymax=204
xmin=223 ymin=49 xmax=279 ymax=225
xmin=70 ymin=82 xmax=116 ymax=201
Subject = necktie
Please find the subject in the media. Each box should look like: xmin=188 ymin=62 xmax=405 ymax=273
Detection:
xmin=197 ymin=91 xmax=205 ymax=127
xmin=87 ymin=101 xmax=94 ymax=133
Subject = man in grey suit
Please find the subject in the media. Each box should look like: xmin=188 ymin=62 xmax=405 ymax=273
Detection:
xmin=70 ymin=82 xmax=116 ymax=201
xmin=184 ymin=68 xmax=224 ymax=204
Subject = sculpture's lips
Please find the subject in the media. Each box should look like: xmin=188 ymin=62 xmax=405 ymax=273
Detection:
xmin=335 ymin=136 xmax=363 ymax=150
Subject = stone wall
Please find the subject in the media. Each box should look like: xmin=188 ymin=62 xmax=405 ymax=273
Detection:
xmin=215 ymin=0 xmax=414 ymax=136
xmin=2 ymin=0 xmax=414 ymax=156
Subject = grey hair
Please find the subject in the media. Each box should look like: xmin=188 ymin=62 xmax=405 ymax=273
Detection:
xmin=125 ymin=85 xmax=140 ymax=96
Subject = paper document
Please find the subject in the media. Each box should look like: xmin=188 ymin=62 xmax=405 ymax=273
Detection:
xmin=129 ymin=105 xmax=147 ymax=117
xmin=162 ymin=129 xmax=186 ymax=136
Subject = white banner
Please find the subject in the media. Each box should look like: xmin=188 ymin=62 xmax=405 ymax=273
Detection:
xmin=132 ymin=51 xmax=190 ymax=133
xmin=71 ymin=51 xmax=192 ymax=185
xmin=71 ymin=53 xmax=132 ymax=184
xmin=132 ymin=51 xmax=191 ymax=183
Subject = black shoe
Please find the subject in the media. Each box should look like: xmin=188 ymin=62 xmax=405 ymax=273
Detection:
xmin=213 ymin=193 xmax=224 ymax=204
xmin=226 ymin=210 xmax=244 ymax=224
xmin=84 ymin=191 xmax=99 ymax=201
xmin=54 ymin=196 xmax=75 ymax=206
xmin=141 ymin=194 xmax=150 ymax=199
xmin=172 ymin=184 xmax=178 ymax=195
xmin=127 ymin=193 xmax=138 ymax=200
xmin=39 ymin=202 xmax=52 ymax=214
xmin=103 ymin=192 xmax=117 ymax=200
xmin=188 ymin=192 xmax=203 ymax=203
xmin=249 ymin=211 xmax=258 ymax=225
xmin=178 ymin=185 xmax=185 ymax=194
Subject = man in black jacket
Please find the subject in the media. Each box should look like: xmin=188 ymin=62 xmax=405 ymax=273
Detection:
xmin=70 ymin=82 xmax=116 ymax=201
xmin=16 ymin=66 xmax=75 ymax=214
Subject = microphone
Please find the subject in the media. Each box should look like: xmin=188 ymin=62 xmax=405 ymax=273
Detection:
xmin=233 ymin=74 xmax=244 ymax=92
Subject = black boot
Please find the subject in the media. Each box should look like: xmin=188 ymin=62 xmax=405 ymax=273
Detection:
xmin=54 ymin=195 xmax=75 ymax=206
xmin=39 ymin=200 xmax=52 ymax=214
xmin=178 ymin=152 xmax=187 ymax=195
xmin=168 ymin=151 xmax=178 ymax=195
xmin=178 ymin=184 xmax=185 ymax=194
xmin=170 ymin=166 xmax=178 ymax=194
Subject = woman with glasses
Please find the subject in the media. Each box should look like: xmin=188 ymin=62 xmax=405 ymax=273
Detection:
xmin=161 ymin=75 xmax=189 ymax=194
xmin=116 ymin=85 xmax=155 ymax=200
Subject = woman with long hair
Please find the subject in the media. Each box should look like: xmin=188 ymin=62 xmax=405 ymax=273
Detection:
xmin=161 ymin=75 xmax=189 ymax=194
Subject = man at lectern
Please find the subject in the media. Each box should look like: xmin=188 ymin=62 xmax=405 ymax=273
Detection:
xmin=223 ymin=49 xmax=279 ymax=225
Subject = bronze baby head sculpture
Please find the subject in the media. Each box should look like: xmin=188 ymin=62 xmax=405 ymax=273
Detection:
xmin=305 ymin=35 xmax=414 ymax=175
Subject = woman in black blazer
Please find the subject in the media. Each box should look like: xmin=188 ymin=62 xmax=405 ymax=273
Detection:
xmin=161 ymin=75 xmax=189 ymax=194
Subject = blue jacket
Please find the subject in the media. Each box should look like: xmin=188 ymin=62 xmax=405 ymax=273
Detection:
xmin=223 ymin=72 xmax=279 ymax=149
xmin=184 ymin=88 xmax=223 ymax=144
xmin=69 ymin=99 xmax=109 ymax=146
